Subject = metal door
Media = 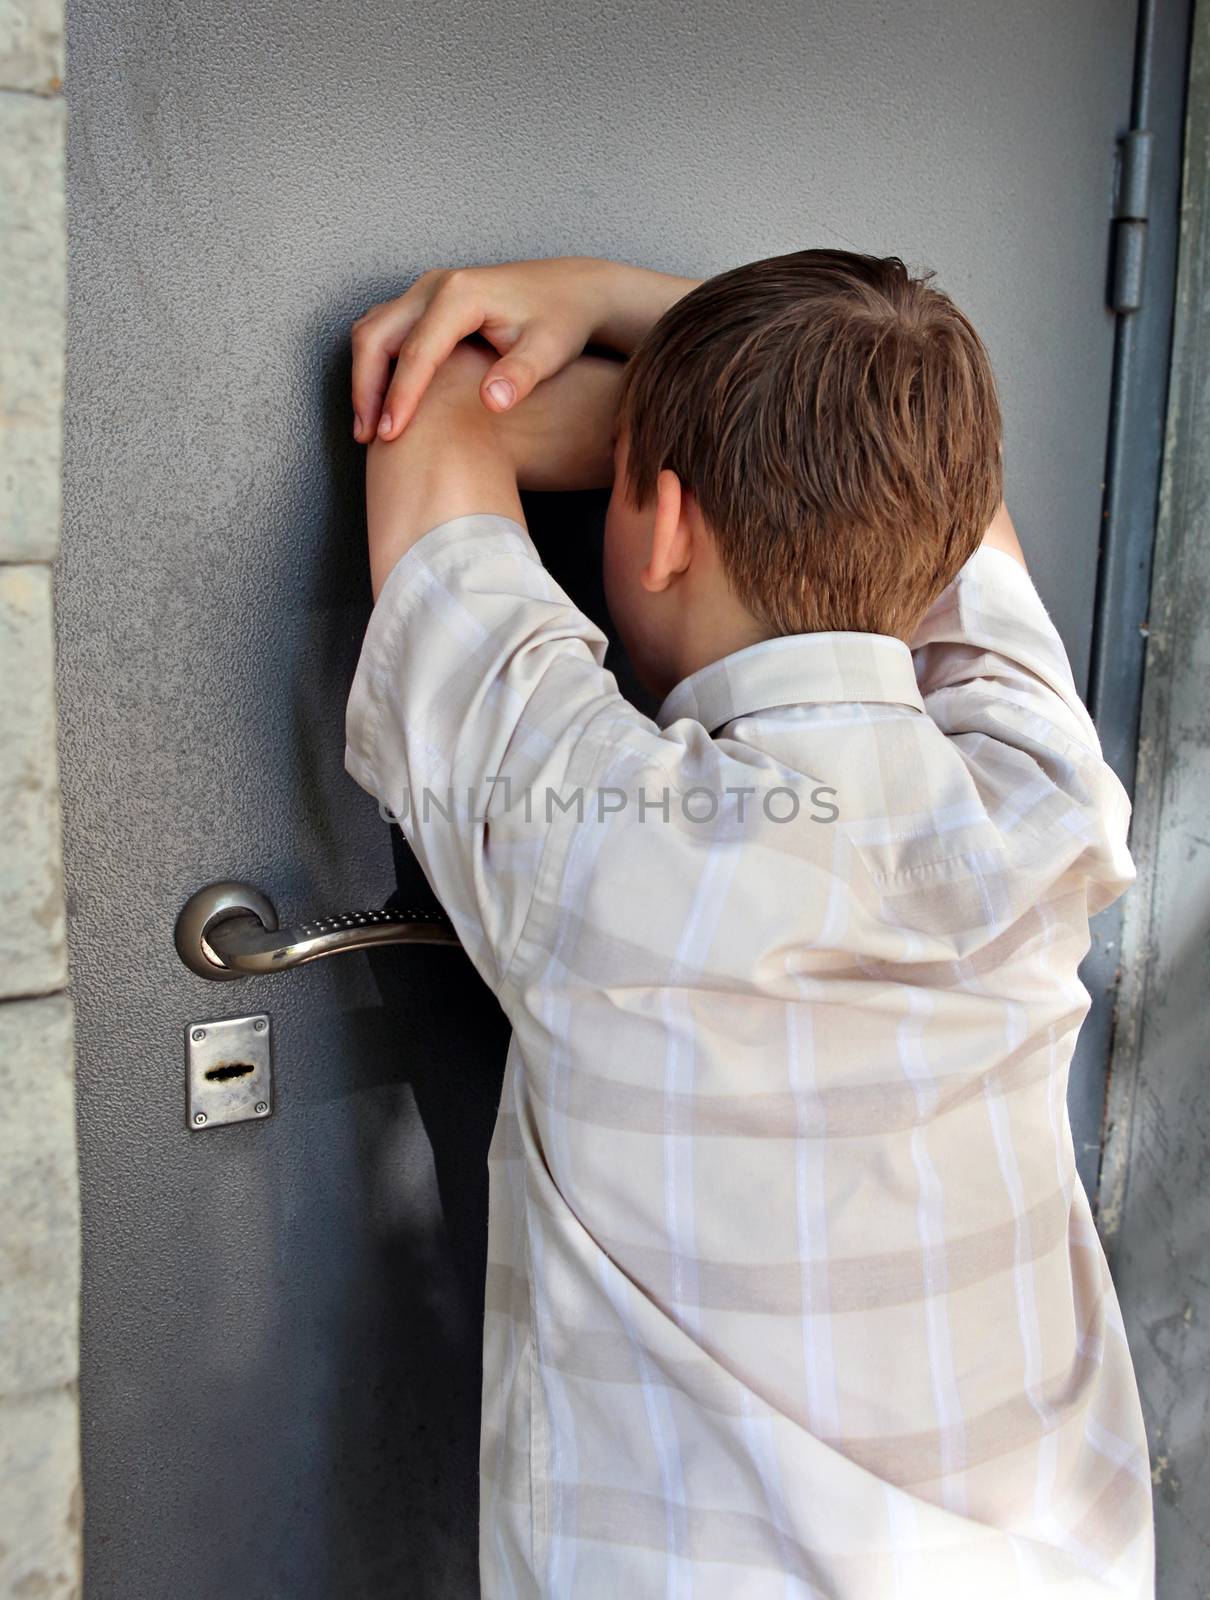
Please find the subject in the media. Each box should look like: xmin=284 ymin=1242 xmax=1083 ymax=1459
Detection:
xmin=59 ymin=1 xmax=1142 ymax=1593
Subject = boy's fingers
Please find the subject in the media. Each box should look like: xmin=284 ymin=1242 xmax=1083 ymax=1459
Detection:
xmin=354 ymin=271 xmax=586 ymax=439
xmin=350 ymin=337 xmax=393 ymax=443
xmin=351 ymin=303 xmax=422 ymax=442
xmin=480 ymin=326 xmax=579 ymax=414
xmin=376 ymin=329 xmax=464 ymax=441
xmin=351 ymin=269 xmax=465 ymax=441
xmin=374 ymin=293 xmax=486 ymax=441
xmin=377 ymin=350 xmax=439 ymax=440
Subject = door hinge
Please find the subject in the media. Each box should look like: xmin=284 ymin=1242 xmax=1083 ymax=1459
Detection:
xmin=1110 ymin=128 xmax=1154 ymax=314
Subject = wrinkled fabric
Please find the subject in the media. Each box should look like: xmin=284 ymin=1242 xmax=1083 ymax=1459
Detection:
xmin=345 ymin=513 xmax=1153 ymax=1598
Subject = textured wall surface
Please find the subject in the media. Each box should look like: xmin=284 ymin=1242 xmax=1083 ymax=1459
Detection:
xmin=57 ymin=1 xmax=1140 ymax=1595
xmin=0 ymin=0 xmax=80 ymax=1596
xmin=1100 ymin=3 xmax=1210 ymax=1586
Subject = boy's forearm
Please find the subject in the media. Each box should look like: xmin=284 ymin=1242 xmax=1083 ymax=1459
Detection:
xmin=366 ymin=403 xmax=522 ymax=601
xmin=364 ymin=340 xmax=624 ymax=599
xmin=585 ymin=259 xmax=702 ymax=354
xmin=504 ymin=352 xmax=624 ymax=492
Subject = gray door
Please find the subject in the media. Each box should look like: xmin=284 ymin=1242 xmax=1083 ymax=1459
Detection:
xmin=59 ymin=1 xmax=1139 ymax=1594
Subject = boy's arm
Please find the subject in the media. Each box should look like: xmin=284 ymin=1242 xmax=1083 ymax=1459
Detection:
xmin=346 ymin=340 xmax=638 ymax=994
xmin=354 ymin=256 xmax=697 ymax=442
xmin=910 ymin=500 xmax=1081 ymax=722
xmin=365 ymin=339 xmax=622 ymax=599
xmin=364 ymin=360 xmax=522 ymax=601
xmin=909 ymin=500 xmax=1134 ymax=909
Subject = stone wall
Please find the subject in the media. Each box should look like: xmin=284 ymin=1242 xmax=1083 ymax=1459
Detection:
xmin=0 ymin=0 xmax=81 ymax=1594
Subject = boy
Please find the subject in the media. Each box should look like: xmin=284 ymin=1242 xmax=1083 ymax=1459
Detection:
xmin=345 ymin=251 xmax=1153 ymax=1596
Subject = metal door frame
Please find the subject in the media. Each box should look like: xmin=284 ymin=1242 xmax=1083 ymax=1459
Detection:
xmin=1071 ymin=0 xmax=1195 ymax=1216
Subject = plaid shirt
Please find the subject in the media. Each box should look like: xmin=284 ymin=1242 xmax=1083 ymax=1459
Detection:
xmin=345 ymin=512 xmax=1153 ymax=1598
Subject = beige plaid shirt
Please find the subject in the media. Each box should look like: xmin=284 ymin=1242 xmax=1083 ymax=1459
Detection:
xmin=345 ymin=512 xmax=1153 ymax=1598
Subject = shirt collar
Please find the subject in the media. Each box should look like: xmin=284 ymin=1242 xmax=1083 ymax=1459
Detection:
xmin=655 ymin=630 xmax=925 ymax=733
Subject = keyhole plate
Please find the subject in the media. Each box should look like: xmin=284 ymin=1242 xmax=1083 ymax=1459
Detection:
xmin=186 ymin=1014 xmax=273 ymax=1130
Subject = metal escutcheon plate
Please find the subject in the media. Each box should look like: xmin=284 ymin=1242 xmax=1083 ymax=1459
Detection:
xmin=186 ymin=1014 xmax=273 ymax=1130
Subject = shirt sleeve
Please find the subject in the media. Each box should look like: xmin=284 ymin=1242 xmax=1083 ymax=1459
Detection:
xmin=343 ymin=512 xmax=631 ymax=994
xmin=909 ymin=544 xmax=1135 ymax=912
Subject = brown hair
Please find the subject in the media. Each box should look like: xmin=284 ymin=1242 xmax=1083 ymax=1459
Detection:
xmin=614 ymin=249 xmax=1004 ymax=640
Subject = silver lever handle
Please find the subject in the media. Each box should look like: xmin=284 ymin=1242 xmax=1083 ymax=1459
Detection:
xmin=174 ymin=879 xmax=460 ymax=981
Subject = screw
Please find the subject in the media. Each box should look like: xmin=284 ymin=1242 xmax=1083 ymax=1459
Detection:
xmin=255 ymin=1101 xmax=268 ymax=1115
xmin=253 ymin=1019 xmax=267 ymax=1033
xmin=194 ymin=1112 xmax=207 ymax=1125
xmin=192 ymin=1028 xmax=206 ymax=1042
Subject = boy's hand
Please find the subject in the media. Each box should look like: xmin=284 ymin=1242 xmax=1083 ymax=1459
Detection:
xmin=351 ymin=256 xmax=697 ymax=443
xmin=364 ymin=338 xmax=622 ymax=602
xmin=398 ymin=336 xmax=623 ymax=492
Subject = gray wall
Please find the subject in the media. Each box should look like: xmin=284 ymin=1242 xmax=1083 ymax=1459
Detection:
xmin=0 ymin=1 xmax=80 ymax=1597
xmin=58 ymin=0 xmax=1141 ymax=1594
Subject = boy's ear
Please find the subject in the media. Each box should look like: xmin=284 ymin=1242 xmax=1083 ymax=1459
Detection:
xmin=641 ymin=468 xmax=693 ymax=593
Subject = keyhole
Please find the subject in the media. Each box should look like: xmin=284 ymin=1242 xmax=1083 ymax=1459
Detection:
xmin=204 ymin=1061 xmax=255 ymax=1082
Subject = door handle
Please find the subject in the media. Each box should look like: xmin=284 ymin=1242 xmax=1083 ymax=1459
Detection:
xmin=174 ymin=879 xmax=460 ymax=981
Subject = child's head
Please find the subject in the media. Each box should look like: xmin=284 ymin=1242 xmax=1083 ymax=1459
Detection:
xmin=602 ymin=248 xmax=1004 ymax=699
